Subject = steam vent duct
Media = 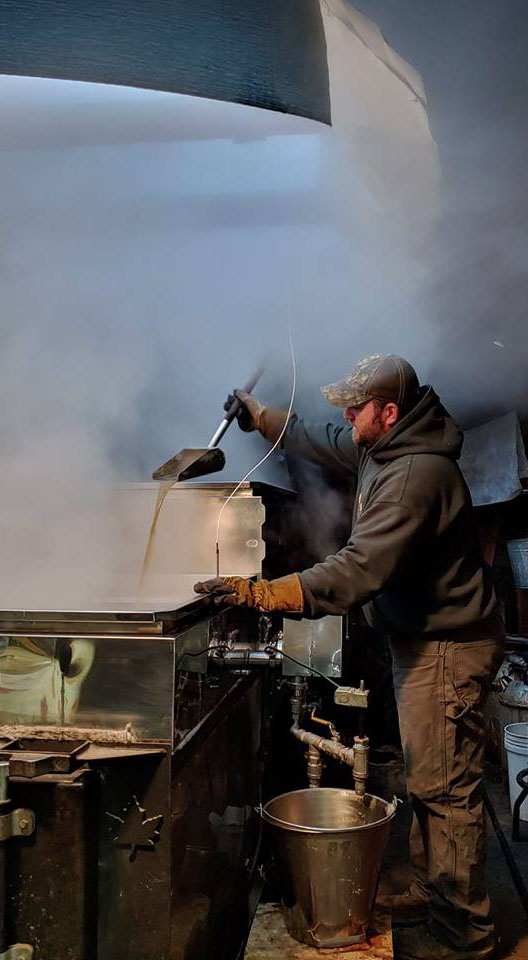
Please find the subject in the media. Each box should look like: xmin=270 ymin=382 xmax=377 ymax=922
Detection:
xmin=0 ymin=0 xmax=331 ymax=124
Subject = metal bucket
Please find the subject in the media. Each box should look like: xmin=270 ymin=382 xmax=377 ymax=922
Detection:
xmin=507 ymin=539 xmax=528 ymax=589
xmin=262 ymin=787 xmax=397 ymax=949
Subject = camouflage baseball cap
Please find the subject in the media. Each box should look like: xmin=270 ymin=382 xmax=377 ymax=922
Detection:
xmin=321 ymin=355 xmax=419 ymax=408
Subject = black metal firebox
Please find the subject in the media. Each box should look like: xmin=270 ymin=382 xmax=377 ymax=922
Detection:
xmin=0 ymin=601 xmax=270 ymax=960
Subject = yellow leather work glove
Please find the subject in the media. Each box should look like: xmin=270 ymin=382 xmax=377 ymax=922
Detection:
xmin=194 ymin=574 xmax=304 ymax=613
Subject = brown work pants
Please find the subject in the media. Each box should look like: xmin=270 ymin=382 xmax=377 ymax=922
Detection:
xmin=389 ymin=624 xmax=504 ymax=950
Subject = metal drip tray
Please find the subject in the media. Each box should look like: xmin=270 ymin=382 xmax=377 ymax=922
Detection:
xmin=0 ymin=582 xmax=217 ymax=636
xmin=0 ymin=608 xmax=164 ymax=636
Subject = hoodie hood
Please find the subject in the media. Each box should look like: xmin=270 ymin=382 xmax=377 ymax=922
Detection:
xmin=368 ymin=386 xmax=463 ymax=464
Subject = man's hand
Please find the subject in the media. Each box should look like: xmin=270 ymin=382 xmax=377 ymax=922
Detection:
xmin=194 ymin=574 xmax=304 ymax=613
xmin=224 ymin=390 xmax=289 ymax=444
xmin=193 ymin=576 xmax=253 ymax=606
xmin=224 ymin=390 xmax=265 ymax=433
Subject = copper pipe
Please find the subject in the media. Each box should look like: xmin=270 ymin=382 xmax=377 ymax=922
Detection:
xmin=291 ymin=725 xmax=369 ymax=796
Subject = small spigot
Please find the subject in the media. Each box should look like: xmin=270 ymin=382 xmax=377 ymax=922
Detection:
xmin=289 ymin=677 xmax=308 ymax=727
xmin=352 ymin=735 xmax=370 ymax=796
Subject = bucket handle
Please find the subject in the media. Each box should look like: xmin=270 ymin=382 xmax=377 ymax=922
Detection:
xmin=256 ymin=796 xmax=401 ymax=819
xmin=512 ymin=767 xmax=528 ymax=842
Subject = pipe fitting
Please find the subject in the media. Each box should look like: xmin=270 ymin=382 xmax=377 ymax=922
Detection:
xmin=289 ymin=678 xmax=308 ymax=728
xmin=291 ymin=725 xmax=370 ymax=795
xmin=291 ymin=725 xmax=355 ymax=766
xmin=306 ymin=745 xmax=323 ymax=789
xmin=352 ymin=736 xmax=370 ymax=796
xmin=208 ymin=640 xmax=283 ymax=669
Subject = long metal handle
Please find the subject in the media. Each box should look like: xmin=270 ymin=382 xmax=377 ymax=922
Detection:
xmin=207 ymin=364 xmax=265 ymax=448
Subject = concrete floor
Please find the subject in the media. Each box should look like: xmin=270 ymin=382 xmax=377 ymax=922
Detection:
xmin=245 ymin=778 xmax=528 ymax=959
xmin=484 ymin=780 xmax=528 ymax=959
xmin=246 ymin=905 xmax=393 ymax=959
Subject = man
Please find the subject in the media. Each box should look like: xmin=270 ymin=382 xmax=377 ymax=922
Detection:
xmin=195 ymin=355 xmax=504 ymax=960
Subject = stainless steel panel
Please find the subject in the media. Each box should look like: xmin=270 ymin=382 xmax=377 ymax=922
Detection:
xmin=281 ymin=616 xmax=343 ymax=679
xmin=114 ymin=482 xmax=266 ymax=602
xmin=0 ymin=635 xmax=175 ymax=741
xmin=176 ymin=620 xmax=212 ymax=674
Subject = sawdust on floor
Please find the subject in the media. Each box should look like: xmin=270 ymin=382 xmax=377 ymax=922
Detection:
xmin=244 ymin=904 xmax=393 ymax=959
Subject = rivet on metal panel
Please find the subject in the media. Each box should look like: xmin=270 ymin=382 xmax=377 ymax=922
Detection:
xmin=0 ymin=808 xmax=35 ymax=841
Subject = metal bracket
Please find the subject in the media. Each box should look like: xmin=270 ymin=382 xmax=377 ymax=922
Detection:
xmin=0 ymin=945 xmax=34 ymax=960
xmin=0 ymin=808 xmax=35 ymax=841
xmin=8 ymin=753 xmax=71 ymax=777
xmin=334 ymin=685 xmax=369 ymax=709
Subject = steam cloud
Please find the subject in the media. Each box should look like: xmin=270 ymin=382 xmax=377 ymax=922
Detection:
xmin=0 ymin=0 xmax=525 ymax=604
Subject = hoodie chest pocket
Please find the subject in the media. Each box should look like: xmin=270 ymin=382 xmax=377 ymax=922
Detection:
xmin=357 ymin=458 xmax=414 ymax=523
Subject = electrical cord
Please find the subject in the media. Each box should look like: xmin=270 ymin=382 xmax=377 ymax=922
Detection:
xmin=176 ymin=643 xmax=223 ymax=667
xmin=268 ymin=647 xmax=340 ymax=689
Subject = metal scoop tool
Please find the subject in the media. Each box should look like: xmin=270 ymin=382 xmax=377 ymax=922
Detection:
xmin=152 ymin=365 xmax=264 ymax=483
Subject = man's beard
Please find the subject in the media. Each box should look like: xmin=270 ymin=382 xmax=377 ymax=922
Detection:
xmin=352 ymin=412 xmax=385 ymax=448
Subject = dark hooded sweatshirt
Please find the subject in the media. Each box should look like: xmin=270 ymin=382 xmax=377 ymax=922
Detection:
xmin=282 ymin=386 xmax=496 ymax=632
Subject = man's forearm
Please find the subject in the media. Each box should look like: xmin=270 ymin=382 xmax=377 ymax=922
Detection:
xmin=282 ymin=414 xmax=359 ymax=479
